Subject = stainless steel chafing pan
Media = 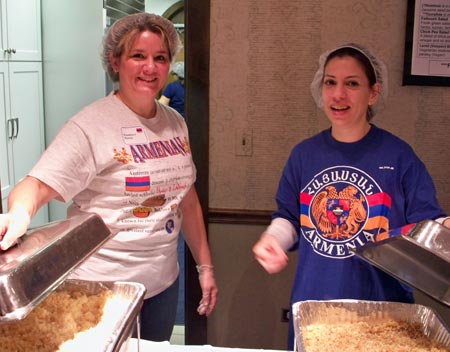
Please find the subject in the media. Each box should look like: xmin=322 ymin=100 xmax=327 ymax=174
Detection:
xmin=55 ymin=279 xmax=146 ymax=352
xmin=0 ymin=213 xmax=112 ymax=322
xmin=292 ymin=300 xmax=450 ymax=352
xmin=351 ymin=219 xmax=450 ymax=307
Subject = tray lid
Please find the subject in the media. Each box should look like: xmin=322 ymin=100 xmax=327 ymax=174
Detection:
xmin=0 ymin=213 xmax=112 ymax=322
xmin=351 ymin=219 xmax=450 ymax=307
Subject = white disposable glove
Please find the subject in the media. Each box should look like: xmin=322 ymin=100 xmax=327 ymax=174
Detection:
xmin=196 ymin=264 xmax=218 ymax=316
xmin=0 ymin=206 xmax=31 ymax=250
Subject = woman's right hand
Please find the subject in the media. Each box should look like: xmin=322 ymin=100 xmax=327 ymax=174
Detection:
xmin=0 ymin=206 xmax=31 ymax=250
xmin=0 ymin=177 xmax=58 ymax=251
xmin=252 ymin=234 xmax=289 ymax=274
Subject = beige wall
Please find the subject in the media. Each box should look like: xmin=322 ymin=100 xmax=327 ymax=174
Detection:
xmin=207 ymin=0 xmax=450 ymax=349
xmin=207 ymin=223 xmax=297 ymax=349
xmin=209 ymin=0 xmax=450 ymax=212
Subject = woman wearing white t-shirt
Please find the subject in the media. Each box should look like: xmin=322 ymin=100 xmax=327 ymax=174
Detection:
xmin=0 ymin=13 xmax=217 ymax=342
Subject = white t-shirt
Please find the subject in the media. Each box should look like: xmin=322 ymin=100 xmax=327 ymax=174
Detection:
xmin=29 ymin=93 xmax=196 ymax=298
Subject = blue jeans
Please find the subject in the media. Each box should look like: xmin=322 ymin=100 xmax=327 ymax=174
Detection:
xmin=133 ymin=276 xmax=179 ymax=341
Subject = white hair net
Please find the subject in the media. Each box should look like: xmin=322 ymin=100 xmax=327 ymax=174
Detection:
xmin=171 ymin=61 xmax=184 ymax=79
xmin=310 ymin=43 xmax=388 ymax=120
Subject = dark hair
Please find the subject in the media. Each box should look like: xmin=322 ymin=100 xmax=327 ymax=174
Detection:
xmin=325 ymin=46 xmax=377 ymax=86
xmin=324 ymin=45 xmax=380 ymax=120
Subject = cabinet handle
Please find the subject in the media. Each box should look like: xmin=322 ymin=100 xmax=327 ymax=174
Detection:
xmin=7 ymin=119 xmax=14 ymax=139
xmin=10 ymin=48 xmax=16 ymax=54
xmin=7 ymin=118 xmax=19 ymax=139
xmin=14 ymin=118 xmax=19 ymax=138
xmin=3 ymin=48 xmax=16 ymax=54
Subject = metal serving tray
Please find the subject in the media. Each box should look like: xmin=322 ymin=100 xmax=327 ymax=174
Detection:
xmin=0 ymin=213 xmax=112 ymax=322
xmin=56 ymin=279 xmax=146 ymax=352
xmin=292 ymin=300 xmax=450 ymax=352
xmin=351 ymin=219 xmax=450 ymax=307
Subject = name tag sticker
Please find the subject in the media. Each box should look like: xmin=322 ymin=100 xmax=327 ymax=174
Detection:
xmin=122 ymin=126 xmax=148 ymax=145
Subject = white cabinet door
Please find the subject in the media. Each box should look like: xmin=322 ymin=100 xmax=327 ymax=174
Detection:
xmin=0 ymin=61 xmax=14 ymax=212
xmin=0 ymin=1 xmax=7 ymax=59
xmin=0 ymin=0 xmax=42 ymax=61
xmin=8 ymin=62 xmax=45 ymax=184
xmin=0 ymin=1 xmax=46 ymax=226
xmin=0 ymin=62 xmax=47 ymax=226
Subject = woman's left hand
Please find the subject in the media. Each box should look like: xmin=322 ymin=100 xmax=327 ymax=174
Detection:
xmin=196 ymin=265 xmax=218 ymax=316
xmin=443 ymin=217 xmax=450 ymax=229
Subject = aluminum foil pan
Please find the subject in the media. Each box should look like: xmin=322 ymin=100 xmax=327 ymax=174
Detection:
xmin=351 ymin=219 xmax=450 ymax=307
xmin=0 ymin=213 xmax=112 ymax=322
xmin=55 ymin=279 xmax=146 ymax=352
xmin=292 ymin=300 xmax=450 ymax=352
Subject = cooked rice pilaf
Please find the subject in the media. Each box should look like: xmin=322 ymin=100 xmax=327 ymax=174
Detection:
xmin=0 ymin=287 xmax=110 ymax=352
xmin=303 ymin=319 xmax=450 ymax=352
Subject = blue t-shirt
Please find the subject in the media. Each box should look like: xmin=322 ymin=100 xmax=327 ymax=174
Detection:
xmin=274 ymin=124 xmax=447 ymax=349
xmin=161 ymin=80 xmax=185 ymax=117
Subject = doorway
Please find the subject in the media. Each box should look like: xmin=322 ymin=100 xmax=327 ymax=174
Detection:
xmin=150 ymin=0 xmax=210 ymax=345
xmin=160 ymin=0 xmax=186 ymax=343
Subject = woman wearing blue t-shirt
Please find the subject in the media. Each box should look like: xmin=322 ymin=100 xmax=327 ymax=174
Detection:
xmin=252 ymin=43 xmax=450 ymax=350
xmin=159 ymin=61 xmax=185 ymax=117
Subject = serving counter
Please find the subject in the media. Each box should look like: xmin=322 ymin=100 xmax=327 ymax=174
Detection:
xmin=126 ymin=339 xmax=289 ymax=352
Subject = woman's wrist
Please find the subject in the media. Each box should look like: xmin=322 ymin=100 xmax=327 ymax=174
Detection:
xmin=196 ymin=264 xmax=214 ymax=274
xmin=10 ymin=204 xmax=31 ymax=225
xmin=436 ymin=216 xmax=450 ymax=228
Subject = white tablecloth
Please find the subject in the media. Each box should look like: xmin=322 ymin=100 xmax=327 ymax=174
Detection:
xmin=126 ymin=338 xmax=289 ymax=352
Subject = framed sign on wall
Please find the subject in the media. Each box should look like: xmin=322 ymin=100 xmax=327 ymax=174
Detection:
xmin=403 ymin=0 xmax=450 ymax=86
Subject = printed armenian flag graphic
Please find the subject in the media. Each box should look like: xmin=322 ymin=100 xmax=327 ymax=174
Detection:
xmin=125 ymin=176 xmax=150 ymax=192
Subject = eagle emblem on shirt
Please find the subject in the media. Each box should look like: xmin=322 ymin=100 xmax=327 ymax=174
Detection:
xmin=311 ymin=185 xmax=367 ymax=239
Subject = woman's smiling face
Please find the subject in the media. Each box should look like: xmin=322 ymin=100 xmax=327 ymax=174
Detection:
xmin=111 ymin=30 xmax=171 ymax=100
xmin=321 ymin=56 xmax=380 ymax=130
